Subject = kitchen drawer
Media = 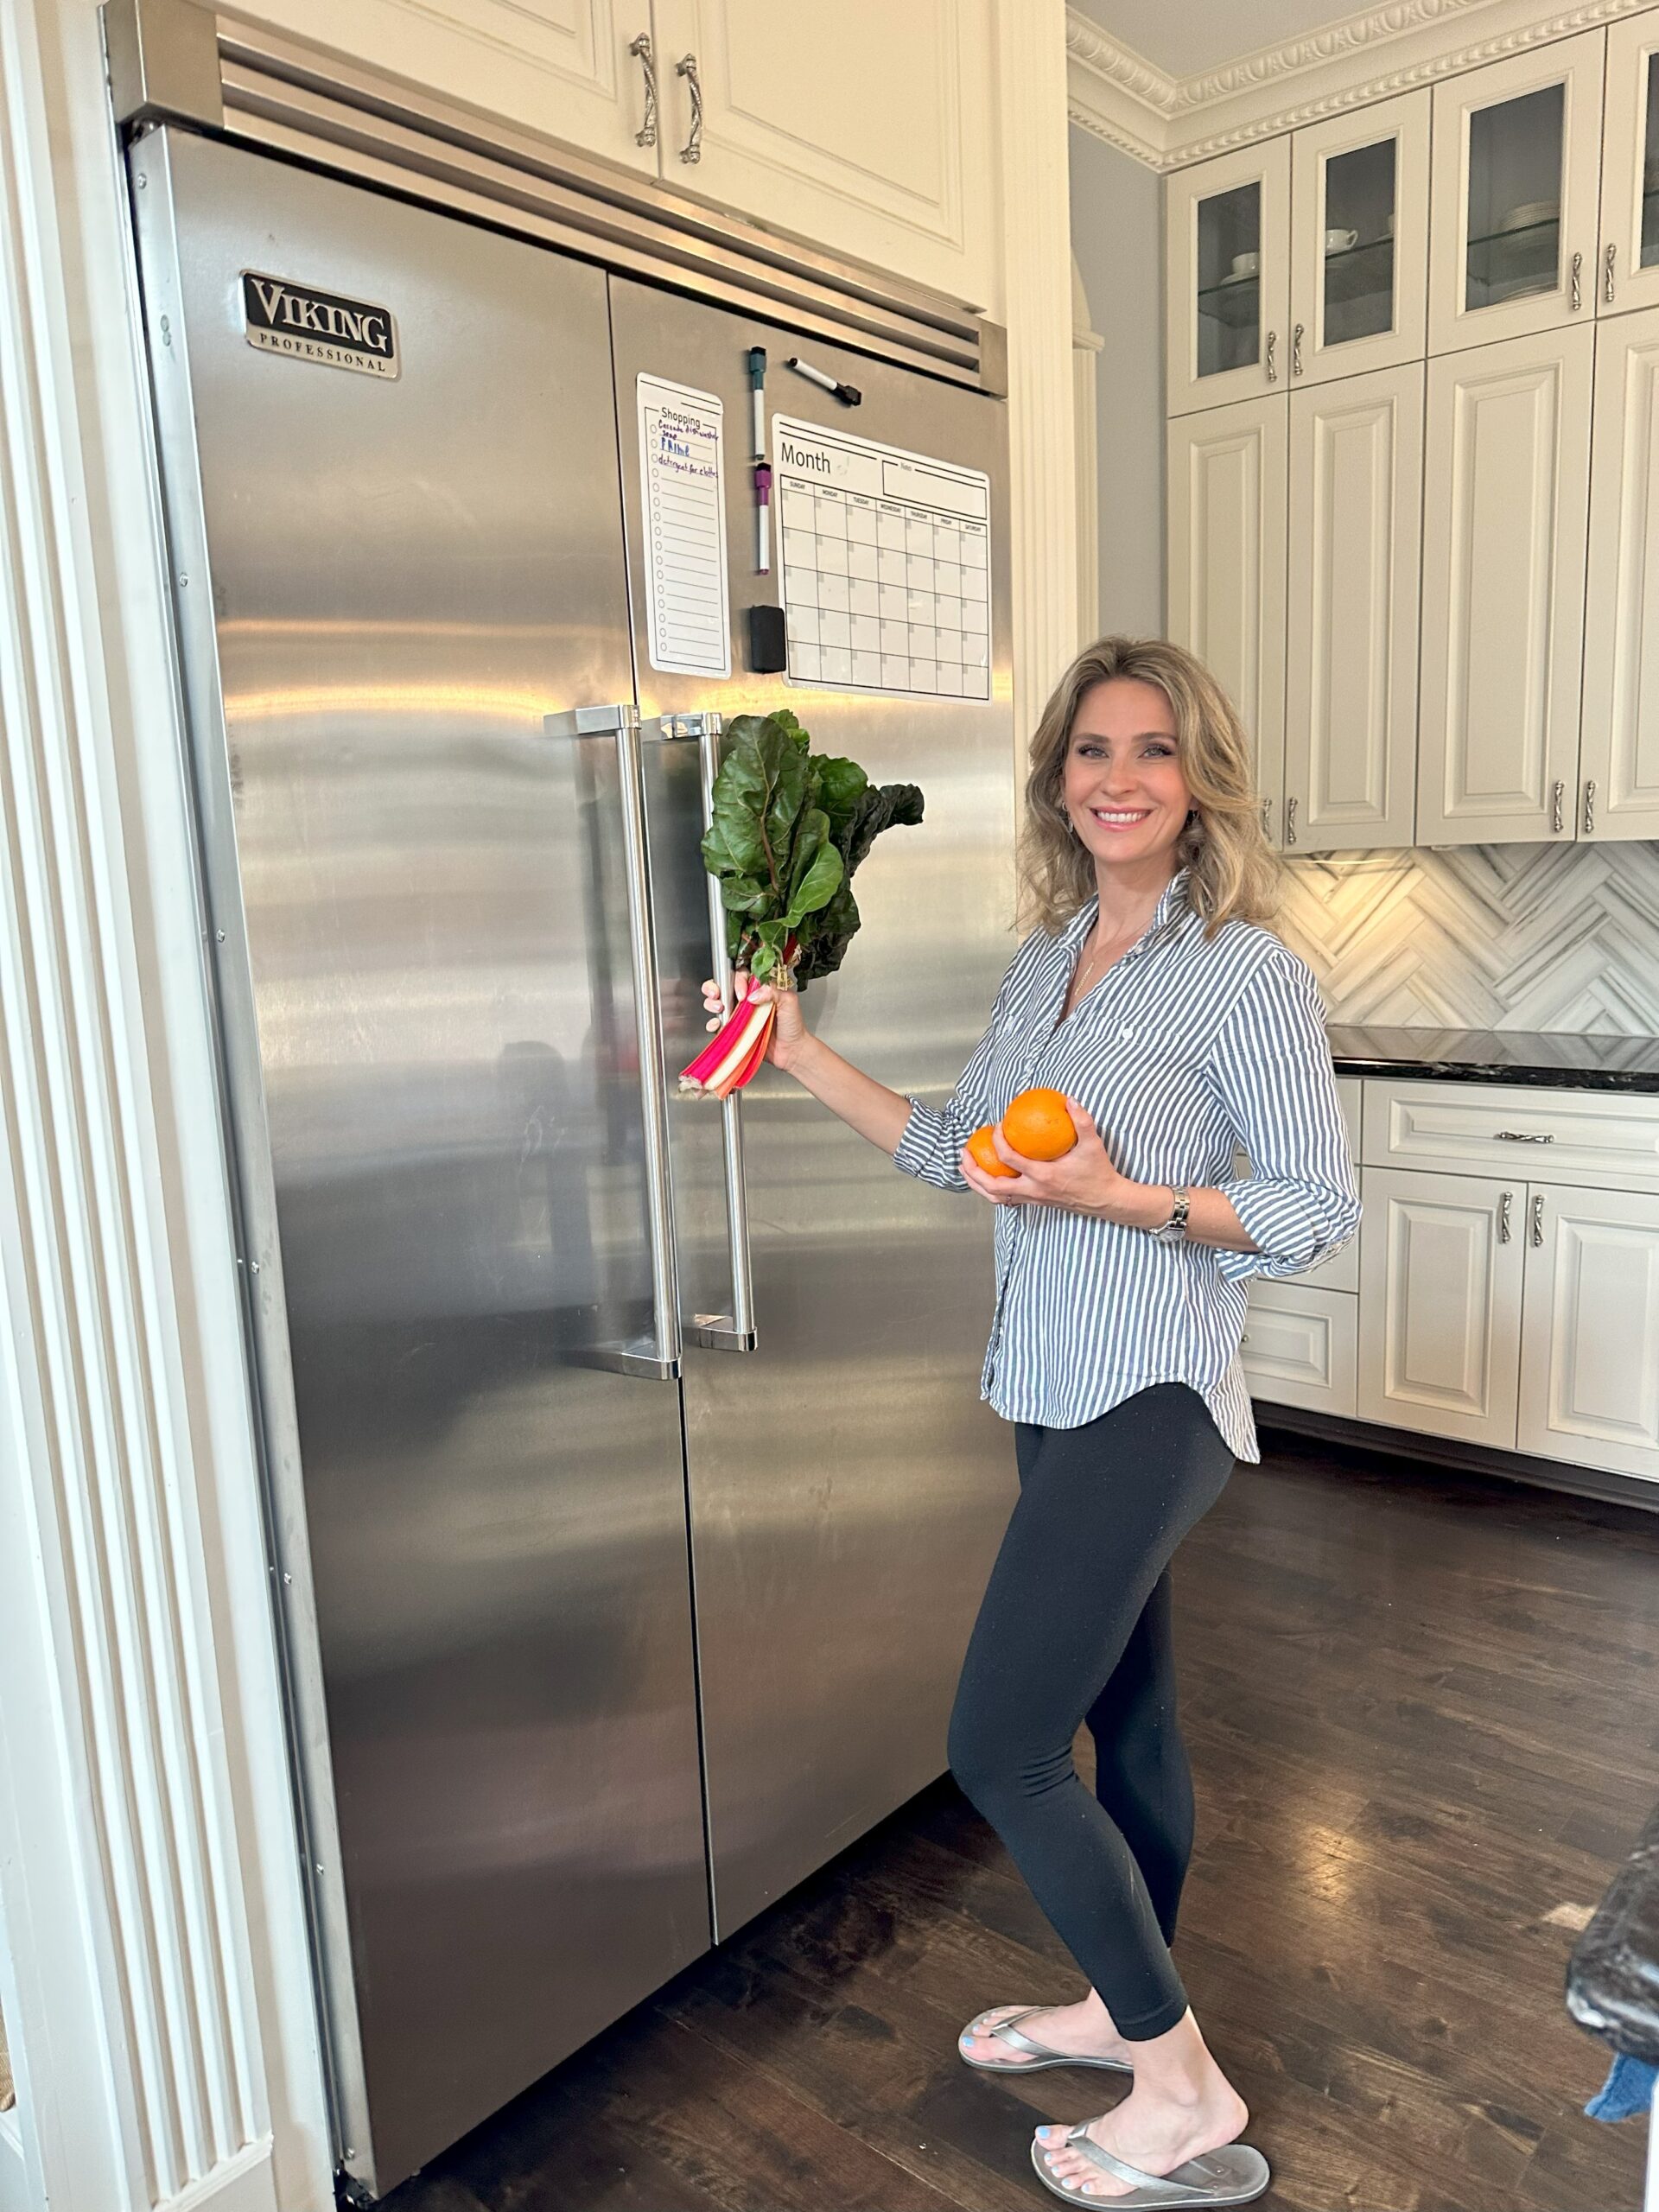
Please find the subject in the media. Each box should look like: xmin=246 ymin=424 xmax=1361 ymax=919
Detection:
xmin=1361 ymin=1078 xmax=1659 ymax=1195
xmin=1241 ymin=1281 xmax=1357 ymax=1417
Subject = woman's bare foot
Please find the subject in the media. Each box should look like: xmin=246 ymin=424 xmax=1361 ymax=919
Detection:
xmin=1034 ymin=2010 xmax=1249 ymax=2200
xmin=959 ymin=1991 xmax=1135 ymax=2070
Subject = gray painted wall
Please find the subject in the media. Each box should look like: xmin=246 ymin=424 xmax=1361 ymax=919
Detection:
xmin=1069 ymin=124 xmax=1165 ymax=641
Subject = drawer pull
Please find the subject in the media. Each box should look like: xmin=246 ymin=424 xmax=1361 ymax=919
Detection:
xmin=1494 ymin=1129 xmax=1554 ymax=1143
xmin=1530 ymin=1192 xmax=1546 ymax=1248
xmin=1497 ymin=1190 xmax=1512 ymax=1244
xmin=1239 ymin=1332 xmax=1251 ymax=1347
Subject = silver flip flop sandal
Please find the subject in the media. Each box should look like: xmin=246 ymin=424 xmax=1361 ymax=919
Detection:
xmin=957 ymin=2007 xmax=1133 ymax=2076
xmin=1030 ymin=2124 xmax=1269 ymax=2207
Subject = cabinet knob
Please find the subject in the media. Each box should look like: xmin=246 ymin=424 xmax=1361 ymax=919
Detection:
xmin=629 ymin=31 xmax=658 ymax=149
xmin=676 ymin=51 xmax=704 ymax=164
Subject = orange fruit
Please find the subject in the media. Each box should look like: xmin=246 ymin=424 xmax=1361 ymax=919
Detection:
xmin=966 ymin=1124 xmax=1018 ymax=1179
xmin=1001 ymin=1087 xmax=1077 ymax=1162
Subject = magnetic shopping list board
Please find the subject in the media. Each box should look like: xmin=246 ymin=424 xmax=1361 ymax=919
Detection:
xmin=772 ymin=415 xmax=991 ymax=701
xmin=637 ymin=373 xmax=732 ymax=679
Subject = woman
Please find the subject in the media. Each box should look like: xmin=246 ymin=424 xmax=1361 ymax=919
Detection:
xmin=702 ymin=638 xmax=1359 ymax=2207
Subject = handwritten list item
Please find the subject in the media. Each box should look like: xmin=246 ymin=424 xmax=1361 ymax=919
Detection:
xmin=637 ymin=373 xmax=731 ymax=679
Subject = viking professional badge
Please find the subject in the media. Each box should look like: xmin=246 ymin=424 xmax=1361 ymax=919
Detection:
xmin=240 ymin=271 xmax=400 ymax=379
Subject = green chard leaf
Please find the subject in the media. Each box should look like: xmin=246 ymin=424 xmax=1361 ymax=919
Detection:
xmin=700 ymin=709 xmax=922 ymax=989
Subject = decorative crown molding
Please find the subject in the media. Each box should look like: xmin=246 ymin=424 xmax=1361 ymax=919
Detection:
xmin=1067 ymin=0 xmax=1652 ymax=170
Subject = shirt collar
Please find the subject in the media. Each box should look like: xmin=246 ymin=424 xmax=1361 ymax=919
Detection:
xmin=1063 ymin=868 xmax=1192 ymax=961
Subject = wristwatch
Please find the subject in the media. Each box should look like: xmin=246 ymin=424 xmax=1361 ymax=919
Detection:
xmin=1154 ymin=1185 xmax=1191 ymax=1240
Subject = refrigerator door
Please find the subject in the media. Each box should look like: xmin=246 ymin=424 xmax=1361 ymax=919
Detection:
xmin=133 ymin=131 xmax=709 ymax=2193
xmin=609 ymin=277 xmax=1019 ymax=1936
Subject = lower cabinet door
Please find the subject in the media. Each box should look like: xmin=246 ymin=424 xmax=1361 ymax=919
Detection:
xmin=1357 ymin=1166 xmax=1523 ymax=1446
xmin=1242 ymin=1281 xmax=1357 ymax=1415
xmin=1516 ymin=1182 xmax=1659 ymax=1482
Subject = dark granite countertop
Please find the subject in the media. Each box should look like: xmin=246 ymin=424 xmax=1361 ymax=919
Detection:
xmin=1325 ymin=1026 xmax=1659 ymax=1094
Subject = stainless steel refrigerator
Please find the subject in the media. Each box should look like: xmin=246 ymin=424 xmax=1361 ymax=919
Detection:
xmin=131 ymin=125 xmax=1014 ymax=2200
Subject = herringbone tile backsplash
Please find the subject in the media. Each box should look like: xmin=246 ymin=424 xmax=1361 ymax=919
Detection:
xmin=1277 ymin=843 xmax=1659 ymax=1035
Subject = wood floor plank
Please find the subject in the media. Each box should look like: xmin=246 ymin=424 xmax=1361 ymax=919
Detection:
xmin=386 ymin=1441 xmax=1657 ymax=2212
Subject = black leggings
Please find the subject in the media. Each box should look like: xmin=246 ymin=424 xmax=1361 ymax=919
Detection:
xmin=947 ymin=1383 xmax=1233 ymax=2041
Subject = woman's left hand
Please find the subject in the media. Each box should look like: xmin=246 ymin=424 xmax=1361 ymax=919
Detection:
xmin=958 ymin=1096 xmax=1135 ymax=1222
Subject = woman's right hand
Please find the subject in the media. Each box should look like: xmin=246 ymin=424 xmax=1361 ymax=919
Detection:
xmin=699 ymin=973 xmax=808 ymax=1074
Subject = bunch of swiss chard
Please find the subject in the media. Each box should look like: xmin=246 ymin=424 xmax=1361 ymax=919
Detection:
xmin=679 ymin=709 xmax=924 ymax=1098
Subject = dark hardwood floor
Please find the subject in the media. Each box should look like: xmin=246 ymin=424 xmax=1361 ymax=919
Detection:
xmin=386 ymin=1435 xmax=1659 ymax=2212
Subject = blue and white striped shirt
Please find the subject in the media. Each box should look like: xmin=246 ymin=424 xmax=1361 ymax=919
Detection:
xmin=893 ymin=870 xmax=1360 ymax=1461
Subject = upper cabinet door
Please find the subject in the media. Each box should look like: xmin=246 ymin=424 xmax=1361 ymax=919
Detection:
xmin=1427 ymin=29 xmax=1605 ymax=356
xmin=1417 ymin=324 xmax=1592 ymax=844
xmin=1166 ymin=395 xmax=1288 ymax=843
xmin=1289 ymin=91 xmax=1430 ymax=385
xmin=1166 ymin=139 xmax=1292 ymax=417
xmin=1286 ymin=363 xmax=1423 ymax=854
xmin=648 ymin=0 xmax=996 ymax=307
xmin=1599 ymin=14 xmax=1659 ymax=319
xmin=1580 ymin=302 xmax=1659 ymax=841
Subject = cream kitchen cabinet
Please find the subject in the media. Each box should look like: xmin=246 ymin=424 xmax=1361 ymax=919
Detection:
xmin=1289 ymin=92 xmax=1431 ymax=387
xmin=1240 ymin=1283 xmax=1357 ymax=1416
xmin=1284 ymin=362 xmax=1422 ymax=853
xmin=1416 ymin=323 xmax=1593 ymax=845
xmin=1166 ymin=139 xmax=1293 ymax=417
xmin=1427 ymin=29 xmax=1606 ymax=356
xmin=1516 ymin=1184 xmax=1659 ymax=1479
xmin=1580 ymin=302 xmax=1659 ymax=840
xmin=1357 ymin=1165 xmax=1525 ymax=1448
xmin=1599 ymin=14 xmax=1659 ymax=320
xmin=1166 ymin=396 xmax=1287 ymax=843
xmin=650 ymin=0 xmax=997 ymax=305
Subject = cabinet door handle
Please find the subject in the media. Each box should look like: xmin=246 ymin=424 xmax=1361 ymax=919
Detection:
xmin=1584 ymin=778 xmax=1597 ymax=836
xmin=1265 ymin=329 xmax=1277 ymax=383
xmin=1292 ymin=321 xmax=1304 ymax=377
xmin=629 ymin=31 xmax=658 ymax=147
xmin=1552 ymin=779 xmax=1565 ymax=833
xmin=1261 ymin=797 xmax=1273 ymax=838
xmin=676 ymin=51 xmax=704 ymax=164
xmin=1605 ymin=240 xmax=1618 ymax=304
xmin=1571 ymin=251 xmax=1583 ymax=313
xmin=1497 ymin=1190 xmax=1513 ymax=1244
xmin=1285 ymin=795 xmax=1298 ymax=845
xmin=1495 ymin=1129 xmax=1554 ymax=1143
xmin=1530 ymin=1192 xmax=1546 ymax=1248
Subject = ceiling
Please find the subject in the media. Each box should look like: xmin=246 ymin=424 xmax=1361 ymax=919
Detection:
xmin=1067 ymin=0 xmax=1371 ymax=81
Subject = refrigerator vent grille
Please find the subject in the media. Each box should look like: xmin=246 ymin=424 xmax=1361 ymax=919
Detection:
xmin=110 ymin=1 xmax=1006 ymax=395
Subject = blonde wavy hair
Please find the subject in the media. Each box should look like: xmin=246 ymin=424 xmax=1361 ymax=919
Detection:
xmin=1019 ymin=635 xmax=1281 ymax=937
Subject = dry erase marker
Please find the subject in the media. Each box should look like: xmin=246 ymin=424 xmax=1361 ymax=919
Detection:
xmin=786 ymin=355 xmax=862 ymax=407
xmin=747 ymin=346 xmax=767 ymax=457
xmin=753 ymin=458 xmax=772 ymax=573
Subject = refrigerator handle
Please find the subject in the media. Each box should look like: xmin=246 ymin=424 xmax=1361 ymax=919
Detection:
xmin=545 ymin=703 xmax=682 ymax=1382
xmin=656 ymin=712 xmax=757 ymax=1354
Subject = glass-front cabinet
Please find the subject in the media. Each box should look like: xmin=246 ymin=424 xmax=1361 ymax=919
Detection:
xmin=1288 ymin=92 xmax=1430 ymax=385
xmin=1428 ymin=29 xmax=1605 ymax=353
xmin=1599 ymin=14 xmax=1659 ymax=319
xmin=1166 ymin=139 xmax=1290 ymax=416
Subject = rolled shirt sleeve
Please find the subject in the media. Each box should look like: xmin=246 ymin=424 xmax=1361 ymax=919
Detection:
xmin=1211 ymin=946 xmax=1361 ymax=1281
